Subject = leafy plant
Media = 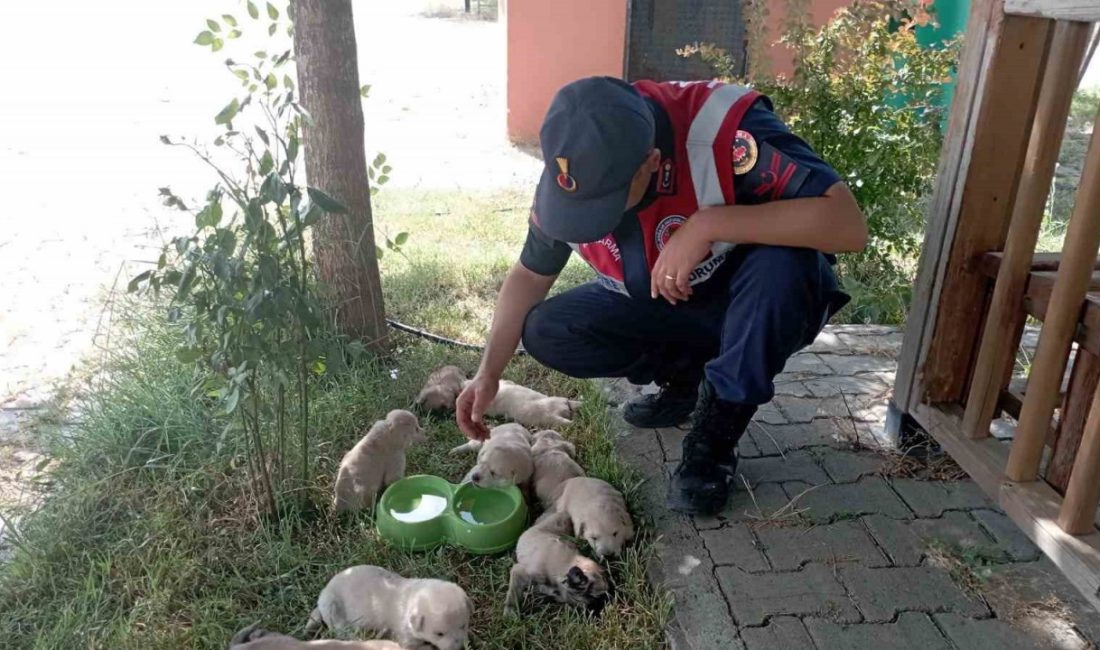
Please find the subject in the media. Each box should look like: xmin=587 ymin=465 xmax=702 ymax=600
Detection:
xmin=682 ymin=0 xmax=959 ymax=323
xmin=129 ymin=4 xmax=372 ymax=516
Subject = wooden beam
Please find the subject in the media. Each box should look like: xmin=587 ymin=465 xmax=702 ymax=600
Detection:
xmin=913 ymin=402 xmax=1100 ymax=613
xmin=977 ymin=251 xmax=1100 ymax=276
xmin=912 ymin=14 xmax=1055 ymax=405
xmin=1006 ymin=0 xmax=1100 ymax=21
xmin=1058 ymin=373 xmax=1100 ymax=533
xmin=1049 ymin=349 xmax=1100 ymax=493
xmin=1010 ymin=103 xmax=1100 ymax=483
xmin=893 ymin=0 xmax=1000 ymax=413
xmin=963 ymin=21 xmax=1092 ymax=439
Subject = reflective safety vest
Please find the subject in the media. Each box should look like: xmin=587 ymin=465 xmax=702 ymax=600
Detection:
xmin=570 ymin=81 xmax=761 ymax=296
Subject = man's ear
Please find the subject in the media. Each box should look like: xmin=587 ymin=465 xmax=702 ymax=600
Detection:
xmin=646 ymin=147 xmax=661 ymax=172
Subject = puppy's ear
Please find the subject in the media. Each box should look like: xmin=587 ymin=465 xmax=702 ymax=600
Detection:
xmin=566 ymin=566 xmax=589 ymax=589
xmin=577 ymin=521 xmax=586 ymax=538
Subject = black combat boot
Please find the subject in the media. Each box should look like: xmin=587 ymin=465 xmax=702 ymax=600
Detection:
xmin=622 ymin=372 xmax=702 ymax=428
xmin=666 ymin=380 xmax=757 ymax=515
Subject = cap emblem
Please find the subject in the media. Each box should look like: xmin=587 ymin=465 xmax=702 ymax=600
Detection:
xmin=555 ymin=157 xmax=578 ymax=192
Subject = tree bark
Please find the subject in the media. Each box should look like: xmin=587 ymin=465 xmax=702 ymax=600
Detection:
xmin=292 ymin=0 xmax=388 ymax=350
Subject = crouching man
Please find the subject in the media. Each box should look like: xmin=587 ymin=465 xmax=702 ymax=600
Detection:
xmin=456 ymin=76 xmax=866 ymax=515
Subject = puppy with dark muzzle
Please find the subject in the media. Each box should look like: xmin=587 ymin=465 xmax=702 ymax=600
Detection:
xmin=505 ymin=511 xmax=609 ymax=615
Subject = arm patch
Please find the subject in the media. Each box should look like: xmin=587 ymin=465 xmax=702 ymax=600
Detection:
xmin=736 ymin=141 xmax=811 ymax=203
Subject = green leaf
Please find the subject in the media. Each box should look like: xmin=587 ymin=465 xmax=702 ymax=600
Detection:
xmin=224 ymin=387 xmax=240 ymax=414
xmin=261 ymin=172 xmax=287 ymax=205
xmin=232 ymin=69 xmax=250 ymax=82
xmin=222 ymin=13 xmax=237 ymax=27
xmin=268 ymin=23 xmax=277 ymax=36
xmin=228 ymin=29 xmax=242 ymax=39
xmin=177 ymin=266 xmax=197 ymax=299
xmin=159 ymin=135 xmax=171 ymax=145
xmin=214 ymin=97 xmax=240 ymax=125
xmin=312 ymin=360 xmax=326 ymax=375
xmin=194 ymin=30 xmax=215 ymax=45
xmin=267 ymin=2 xmax=279 ymax=19
xmin=259 ymin=150 xmax=274 ymax=175
xmin=254 ymin=125 xmax=270 ymax=146
xmin=175 ymin=347 xmax=204 ymax=364
xmin=367 ymin=166 xmax=375 ymax=180
xmin=382 ymin=165 xmax=392 ymax=174
xmin=372 ymin=153 xmax=387 ymax=167
xmin=283 ymin=74 xmax=294 ymax=90
xmin=307 ymin=187 xmax=347 ymax=213
xmin=376 ymin=245 xmax=384 ymax=259
xmin=287 ymin=135 xmax=299 ymax=161
xmin=395 ymin=231 xmax=409 ymax=246
xmin=211 ymin=38 xmax=224 ymax=52
xmin=254 ymin=50 xmax=267 ymax=59
xmin=206 ymin=18 xmax=221 ymax=32
xmin=360 ymin=84 xmax=372 ymax=98
xmin=127 ymin=270 xmax=152 ymax=293
xmin=247 ymin=1 xmax=259 ymax=19
xmin=264 ymin=73 xmax=277 ymax=91
xmin=195 ymin=201 xmax=223 ymax=229
xmin=377 ymin=175 xmax=389 ymax=185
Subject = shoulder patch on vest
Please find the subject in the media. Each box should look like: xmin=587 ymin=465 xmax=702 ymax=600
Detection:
xmin=731 ymin=130 xmax=758 ymax=175
xmin=737 ymin=141 xmax=811 ymax=202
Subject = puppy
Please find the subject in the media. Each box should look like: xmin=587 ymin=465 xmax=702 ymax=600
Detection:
xmin=531 ymin=430 xmax=585 ymax=509
xmin=415 ymin=365 xmax=466 ymax=412
xmin=306 ymin=565 xmax=471 ymax=650
xmin=229 ymin=624 xmax=400 ymax=649
xmin=451 ymin=423 xmax=535 ymax=490
xmin=505 ymin=511 xmax=609 ymax=614
xmin=333 ymin=410 xmax=426 ymax=513
xmin=465 ymin=379 xmax=581 ymax=430
xmin=552 ymin=477 xmax=634 ymax=558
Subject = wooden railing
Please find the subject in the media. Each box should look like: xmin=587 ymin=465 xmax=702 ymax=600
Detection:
xmin=892 ymin=0 xmax=1100 ymax=613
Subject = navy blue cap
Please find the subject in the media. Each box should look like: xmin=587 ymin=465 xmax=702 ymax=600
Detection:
xmin=534 ymin=77 xmax=656 ymax=244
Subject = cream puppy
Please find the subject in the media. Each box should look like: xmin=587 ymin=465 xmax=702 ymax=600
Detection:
xmin=306 ymin=565 xmax=471 ymax=650
xmin=553 ymin=477 xmax=635 ymax=558
xmin=415 ymin=365 xmax=466 ymax=412
xmin=505 ymin=511 xmax=609 ymax=614
xmin=451 ymin=423 xmax=535 ymax=489
xmin=229 ymin=624 xmax=400 ymax=649
xmin=464 ymin=379 xmax=581 ymax=430
xmin=531 ymin=430 xmax=585 ymax=509
xmin=333 ymin=410 xmax=426 ymax=513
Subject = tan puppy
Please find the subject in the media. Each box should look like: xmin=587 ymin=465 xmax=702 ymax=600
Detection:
xmin=229 ymin=624 xmax=400 ymax=649
xmin=306 ymin=565 xmax=471 ymax=650
xmin=333 ymin=410 xmax=426 ymax=513
xmin=505 ymin=511 xmax=609 ymax=614
xmin=531 ymin=430 xmax=585 ymax=509
xmin=415 ymin=365 xmax=466 ymax=412
xmin=464 ymin=379 xmax=581 ymax=430
xmin=451 ymin=423 xmax=535 ymax=489
xmin=553 ymin=477 xmax=635 ymax=558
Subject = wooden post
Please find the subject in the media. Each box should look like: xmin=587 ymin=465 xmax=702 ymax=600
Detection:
xmin=1058 ymin=382 xmax=1100 ymax=534
xmin=962 ymin=21 xmax=1091 ymax=439
xmin=1009 ymin=103 xmax=1100 ymax=482
xmin=895 ymin=12 xmax=1054 ymax=409
xmin=1049 ymin=349 xmax=1100 ymax=493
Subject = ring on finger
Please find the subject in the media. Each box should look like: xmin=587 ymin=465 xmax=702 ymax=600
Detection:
xmin=664 ymin=274 xmax=676 ymax=281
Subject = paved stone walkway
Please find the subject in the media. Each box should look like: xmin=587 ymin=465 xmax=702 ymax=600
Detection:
xmin=613 ymin=325 xmax=1100 ymax=650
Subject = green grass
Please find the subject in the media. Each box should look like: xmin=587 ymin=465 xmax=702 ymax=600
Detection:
xmin=0 ymin=188 xmax=669 ymax=648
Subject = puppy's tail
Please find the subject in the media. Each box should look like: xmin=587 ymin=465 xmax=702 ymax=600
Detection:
xmin=229 ymin=622 xmax=266 ymax=647
xmin=304 ymin=607 xmax=324 ymax=634
xmin=449 ymin=439 xmax=483 ymax=455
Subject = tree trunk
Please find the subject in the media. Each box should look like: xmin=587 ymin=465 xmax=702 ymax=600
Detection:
xmin=292 ymin=0 xmax=388 ymax=350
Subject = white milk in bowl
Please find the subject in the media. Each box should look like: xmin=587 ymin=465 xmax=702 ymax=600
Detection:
xmin=390 ymin=494 xmax=448 ymax=523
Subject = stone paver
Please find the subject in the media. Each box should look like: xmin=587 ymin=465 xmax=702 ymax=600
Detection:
xmin=791 ymin=476 xmax=912 ymax=523
xmin=970 ymin=509 xmax=1041 ymax=562
xmin=805 ymin=612 xmax=951 ymax=650
xmin=755 ymin=520 xmax=887 ymax=571
xmin=890 ymin=478 xmax=993 ymax=517
xmin=716 ymin=564 xmax=861 ymax=626
xmin=740 ymin=617 xmax=814 ymax=650
xmin=737 ymin=450 xmax=830 ymax=487
xmin=612 ymin=330 xmax=1100 ymax=649
xmin=840 ymin=565 xmax=989 ymax=622
xmin=862 ymin=511 xmax=995 ymax=567
xmin=935 ymin=613 xmax=1091 ymax=650
xmin=700 ymin=524 xmax=769 ymax=572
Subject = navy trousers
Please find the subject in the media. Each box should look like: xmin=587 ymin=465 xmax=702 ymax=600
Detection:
xmin=521 ymin=245 xmax=849 ymax=406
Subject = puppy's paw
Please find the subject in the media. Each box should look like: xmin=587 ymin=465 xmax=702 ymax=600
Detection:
xmin=449 ymin=440 xmax=482 ymax=455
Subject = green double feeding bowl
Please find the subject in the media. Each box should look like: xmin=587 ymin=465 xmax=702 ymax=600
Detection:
xmin=376 ymin=475 xmax=528 ymax=555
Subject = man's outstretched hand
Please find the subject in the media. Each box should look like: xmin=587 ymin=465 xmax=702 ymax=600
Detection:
xmin=456 ymin=373 xmax=498 ymax=441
